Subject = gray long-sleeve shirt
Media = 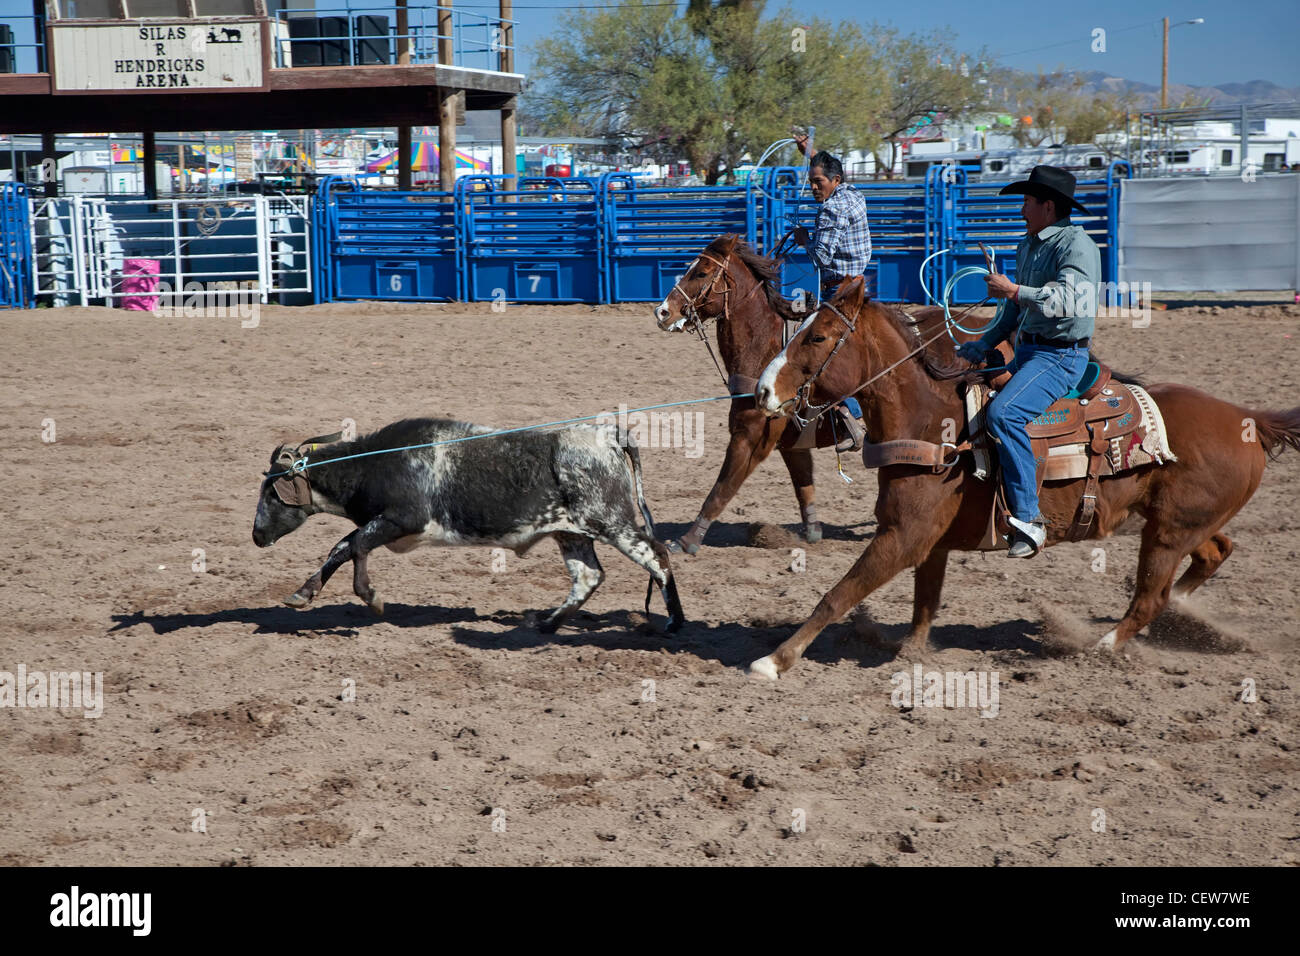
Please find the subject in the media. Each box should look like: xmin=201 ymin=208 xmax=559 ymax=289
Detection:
xmin=976 ymin=217 xmax=1101 ymax=346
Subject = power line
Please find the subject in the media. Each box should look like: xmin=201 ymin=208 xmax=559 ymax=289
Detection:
xmin=998 ymin=20 xmax=1160 ymax=60
xmin=455 ymin=2 xmax=680 ymax=7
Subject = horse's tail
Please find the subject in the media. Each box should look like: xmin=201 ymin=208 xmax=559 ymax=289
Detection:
xmin=1252 ymin=406 xmax=1300 ymax=460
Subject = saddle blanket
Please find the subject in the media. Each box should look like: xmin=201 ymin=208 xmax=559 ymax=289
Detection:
xmin=964 ymin=382 xmax=1177 ymax=482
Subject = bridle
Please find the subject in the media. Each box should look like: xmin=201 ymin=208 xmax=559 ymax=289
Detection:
xmin=786 ymin=301 xmax=859 ymax=428
xmin=264 ymin=431 xmax=344 ymax=505
xmin=784 ymin=301 xmax=960 ymax=434
xmin=669 ymin=250 xmax=737 ymax=328
xmin=668 ymin=247 xmax=797 ymax=387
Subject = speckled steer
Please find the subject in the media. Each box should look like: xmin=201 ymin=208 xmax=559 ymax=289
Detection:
xmin=252 ymin=418 xmax=684 ymax=632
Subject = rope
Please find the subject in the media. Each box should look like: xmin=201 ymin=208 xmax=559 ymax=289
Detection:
xmin=270 ymin=393 xmax=752 ymax=478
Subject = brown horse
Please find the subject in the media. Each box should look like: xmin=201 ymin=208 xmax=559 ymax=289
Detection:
xmin=747 ymin=275 xmax=1300 ymax=679
xmin=653 ymin=233 xmax=943 ymax=553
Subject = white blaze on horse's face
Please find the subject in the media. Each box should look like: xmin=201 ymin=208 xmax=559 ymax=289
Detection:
xmin=654 ymin=256 xmax=702 ymax=331
xmin=756 ymin=310 xmax=819 ymax=416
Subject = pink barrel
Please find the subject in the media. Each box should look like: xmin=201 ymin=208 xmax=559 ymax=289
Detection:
xmin=119 ymin=259 xmax=160 ymax=311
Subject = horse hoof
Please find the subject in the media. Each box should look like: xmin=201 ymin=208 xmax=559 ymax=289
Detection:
xmin=283 ymin=591 xmax=311 ymax=609
xmin=1094 ymin=630 xmax=1118 ymax=651
xmin=803 ymin=522 xmax=823 ymax=543
xmin=537 ymin=617 xmax=561 ymax=634
xmin=665 ymin=539 xmax=684 ymax=554
xmin=747 ymin=656 xmax=779 ymax=681
xmin=664 ymin=614 xmax=685 ymax=634
xmin=368 ymin=596 xmax=385 ymax=616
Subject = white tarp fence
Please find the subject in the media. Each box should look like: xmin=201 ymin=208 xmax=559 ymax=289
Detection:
xmin=1119 ymin=176 xmax=1300 ymax=292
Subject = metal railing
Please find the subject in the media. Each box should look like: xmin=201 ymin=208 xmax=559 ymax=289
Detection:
xmin=271 ymin=4 xmax=515 ymax=72
xmin=0 ymin=15 xmax=47 ymax=74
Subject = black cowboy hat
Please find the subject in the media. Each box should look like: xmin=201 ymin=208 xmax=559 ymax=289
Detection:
xmin=999 ymin=165 xmax=1089 ymax=216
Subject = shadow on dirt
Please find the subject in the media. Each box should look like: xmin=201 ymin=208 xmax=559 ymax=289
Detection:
xmin=109 ymin=603 xmax=480 ymax=637
xmin=655 ymin=519 xmax=871 ymax=549
xmin=450 ymin=613 xmax=1047 ymax=671
xmin=109 ymin=605 xmax=1047 ymax=671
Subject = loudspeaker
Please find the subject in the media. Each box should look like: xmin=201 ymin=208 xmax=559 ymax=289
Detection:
xmin=353 ymin=15 xmax=390 ymax=65
xmin=287 ymin=17 xmax=321 ymax=68
xmin=0 ymin=25 xmax=15 ymax=74
xmin=319 ymin=17 xmax=350 ymax=67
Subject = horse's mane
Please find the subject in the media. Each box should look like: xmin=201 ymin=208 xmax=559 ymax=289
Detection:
xmin=877 ymin=303 xmax=1143 ymax=387
xmin=864 ymin=301 xmax=975 ymax=382
xmin=716 ymin=237 xmax=801 ymax=323
xmin=719 ymin=237 xmax=1143 ymax=387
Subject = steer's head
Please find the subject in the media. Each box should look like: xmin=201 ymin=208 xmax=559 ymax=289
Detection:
xmin=756 ymin=276 xmax=867 ymax=418
xmin=252 ymin=432 xmax=342 ymax=547
xmin=653 ymin=234 xmax=739 ymax=331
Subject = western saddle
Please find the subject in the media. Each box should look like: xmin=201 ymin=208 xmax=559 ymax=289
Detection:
xmin=861 ymin=339 xmax=1164 ymax=547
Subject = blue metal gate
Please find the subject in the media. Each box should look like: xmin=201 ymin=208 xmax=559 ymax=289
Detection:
xmin=458 ymin=175 xmax=603 ymax=303
xmin=314 ymin=176 xmax=458 ymax=302
xmin=935 ymin=160 xmax=1131 ymax=304
xmin=307 ymin=163 xmax=1128 ymax=307
xmin=0 ymin=182 xmax=34 ymax=309
xmin=603 ymin=172 xmax=762 ymax=302
xmin=766 ymin=171 xmax=934 ymax=303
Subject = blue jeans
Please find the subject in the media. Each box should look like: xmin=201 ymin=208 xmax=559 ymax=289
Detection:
xmin=986 ymin=343 xmax=1089 ymax=522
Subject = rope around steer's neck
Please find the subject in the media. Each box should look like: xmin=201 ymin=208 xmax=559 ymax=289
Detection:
xmin=267 ymin=394 xmax=752 ymax=479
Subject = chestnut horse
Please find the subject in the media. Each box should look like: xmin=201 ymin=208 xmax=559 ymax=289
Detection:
xmin=653 ymin=233 xmax=944 ymax=553
xmin=748 ymin=275 xmax=1300 ymax=679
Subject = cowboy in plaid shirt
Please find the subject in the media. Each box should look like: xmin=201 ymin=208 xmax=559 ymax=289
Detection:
xmin=791 ymin=142 xmax=871 ymax=451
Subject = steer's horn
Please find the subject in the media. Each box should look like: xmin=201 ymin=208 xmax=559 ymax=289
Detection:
xmin=297 ymin=431 xmax=345 ymax=452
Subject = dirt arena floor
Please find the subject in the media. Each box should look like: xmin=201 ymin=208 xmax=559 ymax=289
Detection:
xmin=2 ymin=295 xmax=1298 ymax=866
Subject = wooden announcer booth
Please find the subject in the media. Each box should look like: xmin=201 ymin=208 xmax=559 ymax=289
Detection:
xmin=0 ymin=1 xmax=523 ymax=195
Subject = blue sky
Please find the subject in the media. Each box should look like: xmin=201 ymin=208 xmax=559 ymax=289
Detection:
xmin=2 ymin=0 xmax=1296 ymax=87
xmin=485 ymin=0 xmax=1300 ymax=89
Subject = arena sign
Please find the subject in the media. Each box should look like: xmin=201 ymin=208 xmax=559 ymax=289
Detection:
xmin=50 ymin=19 xmax=268 ymax=94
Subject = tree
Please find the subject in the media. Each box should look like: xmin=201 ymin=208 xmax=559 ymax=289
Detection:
xmin=528 ymin=0 xmax=895 ymax=184
xmin=864 ymin=28 xmax=989 ymax=178
xmin=990 ymin=68 xmax=1137 ymax=148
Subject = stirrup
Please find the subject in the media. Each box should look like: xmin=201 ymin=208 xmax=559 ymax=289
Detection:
xmin=1006 ymin=515 xmax=1046 ymax=558
xmin=834 ymin=406 xmax=865 ymax=453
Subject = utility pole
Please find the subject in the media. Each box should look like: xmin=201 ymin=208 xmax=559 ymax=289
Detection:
xmin=1160 ymin=17 xmax=1169 ymax=110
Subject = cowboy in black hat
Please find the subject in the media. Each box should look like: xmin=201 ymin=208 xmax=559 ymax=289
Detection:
xmin=955 ymin=165 xmax=1101 ymax=557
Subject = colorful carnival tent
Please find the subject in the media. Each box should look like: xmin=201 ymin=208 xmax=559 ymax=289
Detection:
xmin=365 ymin=142 xmax=490 ymax=173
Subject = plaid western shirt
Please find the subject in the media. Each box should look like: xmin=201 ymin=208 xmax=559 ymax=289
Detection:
xmin=810 ymin=183 xmax=872 ymax=282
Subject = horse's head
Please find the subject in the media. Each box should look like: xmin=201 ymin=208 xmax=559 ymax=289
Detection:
xmin=756 ymin=276 xmax=868 ymax=419
xmin=653 ymin=234 xmax=741 ymax=331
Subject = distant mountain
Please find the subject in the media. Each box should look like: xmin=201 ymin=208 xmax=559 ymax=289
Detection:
xmin=1071 ymin=71 xmax=1300 ymax=108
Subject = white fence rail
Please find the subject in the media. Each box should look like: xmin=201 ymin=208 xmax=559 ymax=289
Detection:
xmin=29 ymin=195 xmax=312 ymax=307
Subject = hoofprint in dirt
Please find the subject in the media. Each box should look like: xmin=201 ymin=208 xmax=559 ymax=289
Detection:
xmin=0 ymin=299 xmax=1296 ymax=866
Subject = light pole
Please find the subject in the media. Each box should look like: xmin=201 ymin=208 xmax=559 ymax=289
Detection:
xmin=1161 ymin=17 xmax=1205 ymax=109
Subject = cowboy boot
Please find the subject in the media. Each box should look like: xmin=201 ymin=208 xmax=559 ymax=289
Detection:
xmin=834 ymin=404 xmax=866 ymax=453
xmin=1006 ymin=515 xmax=1047 ymax=558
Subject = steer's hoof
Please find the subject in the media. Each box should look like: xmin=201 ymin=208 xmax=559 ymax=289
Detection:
xmin=747 ymin=656 xmax=779 ymax=681
xmin=283 ymin=591 xmax=311 ymax=609
xmin=803 ymin=522 xmax=823 ymax=544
